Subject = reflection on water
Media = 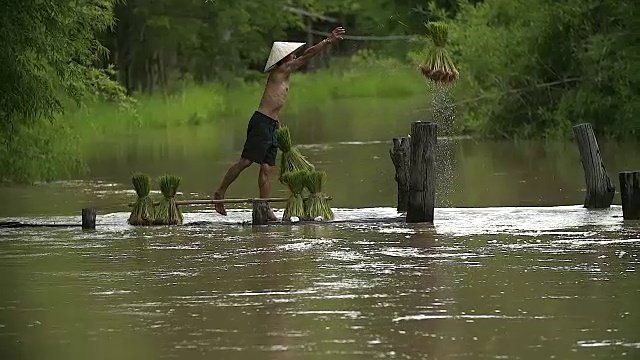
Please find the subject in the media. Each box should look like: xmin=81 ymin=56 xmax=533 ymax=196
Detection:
xmin=2 ymin=138 xmax=640 ymax=217
xmin=1 ymin=206 xmax=639 ymax=359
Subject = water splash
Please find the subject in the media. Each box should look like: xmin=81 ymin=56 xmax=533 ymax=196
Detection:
xmin=430 ymin=83 xmax=457 ymax=207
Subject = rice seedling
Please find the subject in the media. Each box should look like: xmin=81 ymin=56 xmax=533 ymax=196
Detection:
xmin=276 ymin=126 xmax=314 ymax=182
xmin=420 ymin=21 xmax=459 ymax=84
xmin=154 ymin=174 xmax=184 ymax=225
xmin=304 ymin=170 xmax=334 ymax=221
xmin=128 ymin=172 xmax=155 ymax=225
xmin=281 ymin=170 xmax=309 ymax=222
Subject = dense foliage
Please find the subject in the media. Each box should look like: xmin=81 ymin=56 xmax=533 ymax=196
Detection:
xmin=410 ymin=0 xmax=639 ymax=139
xmin=1 ymin=0 xmax=638 ymax=182
xmin=0 ymin=0 xmax=125 ymax=181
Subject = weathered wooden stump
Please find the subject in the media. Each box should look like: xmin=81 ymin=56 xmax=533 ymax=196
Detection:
xmin=252 ymin=200 xmax=269 ymax=225
xmin=407 ymin=122 xmax=437 ymax=223
xmin=619 ymin=171 xmax=640 ymax=220
xmin=573 ymin=123 xmax=615 ymax=208
xmin=390 ymin=136 xmax=411 ymax=212
xmin=82 ymin=208 xmax=96 ymax=230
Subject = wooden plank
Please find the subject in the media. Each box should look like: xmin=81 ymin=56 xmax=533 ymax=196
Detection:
xmin=127 ymin=197 xmax=332 ymax=207
xmin=0 ymin=222 xmax=81 ymax=228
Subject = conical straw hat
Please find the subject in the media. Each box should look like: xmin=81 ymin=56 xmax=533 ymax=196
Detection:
xmin=264 ymin=41 xmax=306 ymax=72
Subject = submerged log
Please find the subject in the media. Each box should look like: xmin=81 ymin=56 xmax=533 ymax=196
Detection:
xmin=573 ymin=123 xmax=615 ymax=208
xmin=252 ymin=200 xmax=269 ymax=225
xmin=390 ymin=136 xmax=411 ymax=212
xmin=407 ymin=122 xmax=437 ymax=223
xmin=619 ymin=171 xmax=640 ymax=220
xmin=82 ymin=208 xmax=96 ymax=230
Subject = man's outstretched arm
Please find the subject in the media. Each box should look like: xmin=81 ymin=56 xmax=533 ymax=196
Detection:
xmin=284 ymin=27 xmax=346 ymax=72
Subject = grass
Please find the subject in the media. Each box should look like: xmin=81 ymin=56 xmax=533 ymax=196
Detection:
xmin=64 ymin=58 xmax=425 ymax=136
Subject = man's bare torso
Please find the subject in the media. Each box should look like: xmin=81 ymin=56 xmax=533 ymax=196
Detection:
xmin=257 ymin=68 xmax=290 ymax=121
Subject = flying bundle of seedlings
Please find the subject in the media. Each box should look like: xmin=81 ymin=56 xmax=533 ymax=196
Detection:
xmin=419 ymin=21 xmax=459 ymax=84
xmin=153 ymin=175 xmax=183 ymax=225
xmin=281 ymin=170 xmax=309 ymax=222
xmin=128 ymin=172 xmax=155 ymax=226
xmin=276 ymin=126 xmax=314 ymax=182
xmin=304 ymin=170 xmax=334 ymax=221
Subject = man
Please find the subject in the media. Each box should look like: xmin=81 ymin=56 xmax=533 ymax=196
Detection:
xmin=213 ymin=27 xmax=346 ymax=220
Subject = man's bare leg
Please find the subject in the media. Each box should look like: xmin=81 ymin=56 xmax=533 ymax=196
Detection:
xmin=213 ymin=158 xmax=252 ymax=215
xmin=259 ymin=163 xmax=278 ymax=221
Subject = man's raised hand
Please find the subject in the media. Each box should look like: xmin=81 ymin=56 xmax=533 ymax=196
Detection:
xmin=327 ymin=27 xmax=346 ymax=43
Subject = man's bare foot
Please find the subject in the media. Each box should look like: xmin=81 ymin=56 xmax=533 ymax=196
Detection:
xmin=267 ymin=208 xmax=279 ymax=222
xmin=213 ymin=191 xmax=227 ymax=215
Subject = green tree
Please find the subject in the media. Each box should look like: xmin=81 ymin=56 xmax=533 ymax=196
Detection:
xmin=0 ymin=0 xmax=126 ymax=182
xmin=410 ymin=0 xmax=639 ymax=139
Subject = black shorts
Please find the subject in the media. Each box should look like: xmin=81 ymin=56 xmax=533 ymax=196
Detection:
xmin=241 ymin=111 xmax=279 ymax=166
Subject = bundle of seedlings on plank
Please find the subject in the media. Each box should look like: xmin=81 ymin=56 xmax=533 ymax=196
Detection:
xmin=281 ymin=170 xmax=309 ymax=222
xmin=128 ymin=172 xmax=155 ymax=226
xmin=154 ymin=175 xmax=183 ymax=225
xmin=304 ymin=170 xmax=334 ymax=221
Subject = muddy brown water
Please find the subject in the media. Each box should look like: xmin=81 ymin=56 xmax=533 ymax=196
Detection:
xmin=1 ymin=96 xmax=639 ymax=359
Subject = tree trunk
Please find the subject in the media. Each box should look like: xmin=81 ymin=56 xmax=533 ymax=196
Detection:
xmin=407 ymin=122 xmax=437 ymax=223
xmin=390 ymin=136 xmax=410 ymax=212
xmin=573 ymin=123 xmax=615 ymax=208
xmin=306 ymin=17 xmax=315 ymax=71
xmin=159 ymin=52 xmax=167 ymax=90
xmin=619 ymin=171 xmax=640 ymax=220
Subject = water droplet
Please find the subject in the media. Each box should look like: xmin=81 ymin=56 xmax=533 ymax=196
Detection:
xmin=427 ymin=84 xmax=457 ymax=207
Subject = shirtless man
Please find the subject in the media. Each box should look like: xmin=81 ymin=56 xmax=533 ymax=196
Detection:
xmin=213 ymin=27 xmax=346 ymax=220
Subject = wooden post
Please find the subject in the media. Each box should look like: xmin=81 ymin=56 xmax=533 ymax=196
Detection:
xmin=407 ymin=122 xmax=437 ymax=223
xmin=619 ymin=171 xmax=640 ymax=220
xmin=390 ymin=136 xmax=411 ymax=212
xmin=252 ymin=200 xmax=269 ymax=225
xmin=82 ymin=208 xmax=96 ymax=230
xmin=573 ymin=123 xmax=615 ymax=208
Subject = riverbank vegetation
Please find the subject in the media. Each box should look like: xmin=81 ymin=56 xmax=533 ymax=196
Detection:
xmin=70 ymin=57 xmax=422 ymax=134
xmin=1 ymin=0 xmax=638 ymax=182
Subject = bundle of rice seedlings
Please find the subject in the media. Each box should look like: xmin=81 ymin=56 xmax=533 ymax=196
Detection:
xmin=304 ymin=170 xmax=334 ymax=221
xmin=276 ymin=126 xmax=314 ymax=183
xmin=154 ymin=174 xmax=183 ymax=225
xmin=128 ymin=172 xmax=155 ymax=226
xmin=419 ymin=21 xmax=459 ymax=84
xmin=281 ymin=170 xmax=308 ymax=222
